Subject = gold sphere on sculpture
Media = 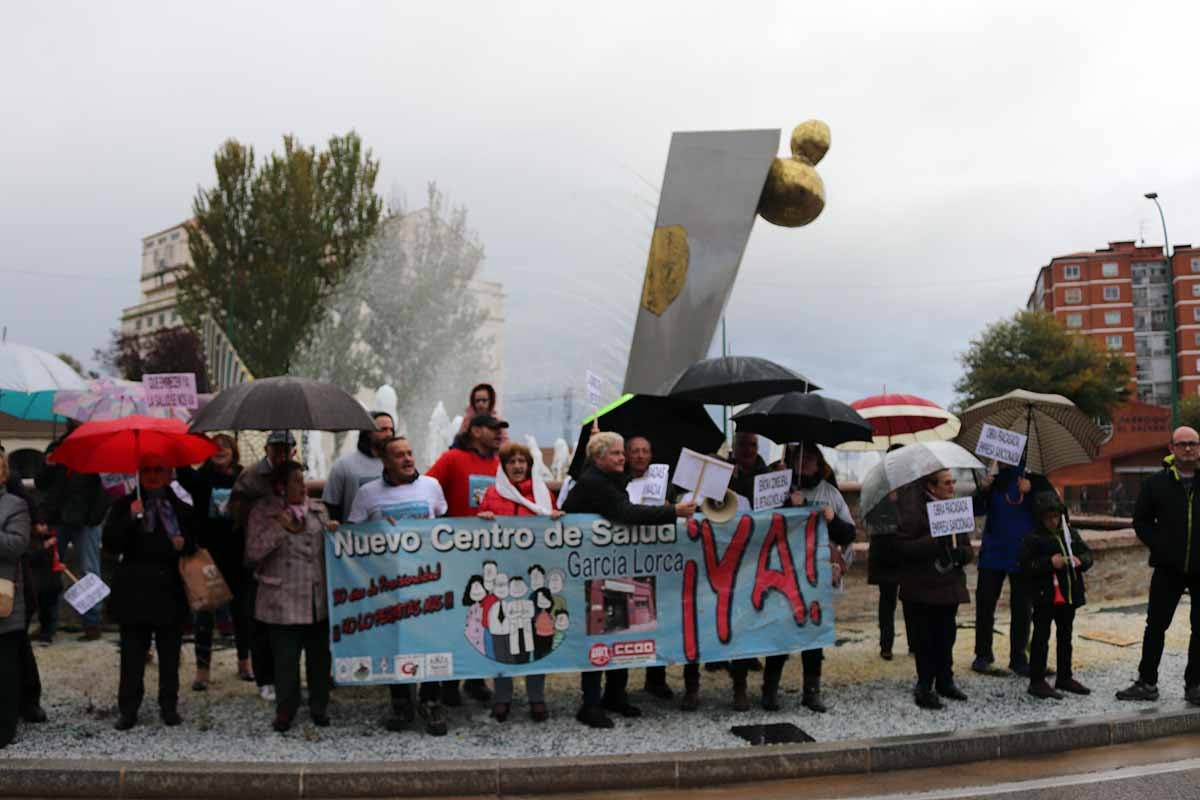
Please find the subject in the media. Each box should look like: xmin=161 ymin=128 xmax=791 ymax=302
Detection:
xmin=757 ymin=120 xmax=830 ymax=228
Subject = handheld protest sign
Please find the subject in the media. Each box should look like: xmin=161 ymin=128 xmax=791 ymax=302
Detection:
xmin=640 ymin=464 xmax=670 ymax=504
xmin=586 ymin=370 xmax=603 ymax=409
xmin=63 ymin=572 xmax=111 ymax=615
xmin=753 ymin=468 xmax=792 ymax=510
xmin=143 ymin=373 xmax=199 ymax=410
xmin=926 ymin=497 xmax=975 ymax=544
xmin=672 ymin=447 xmax=734 ymax=502
xmin=974 ymin=423 xmax=1027 ymax=467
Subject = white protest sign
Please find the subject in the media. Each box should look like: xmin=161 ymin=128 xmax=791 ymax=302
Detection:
xmin=672 ymin=448 xmax=734 ymax=502
xmin=974 ymin=423 xmax=1027 ymax=467
xmin=143 ymin=373 xmax=199 ymax=409
xmin=640 ymin=463 xmax=669 ymax=504
xmin=585 ymin=370 xmax=603 ymax=408
xmin=753 ymin=469 xmax=793 ymax=511
xmin=63 ymin=572 xmax=111 ymax=615
xmin=926 ymin=497 xmax=977 ymax=538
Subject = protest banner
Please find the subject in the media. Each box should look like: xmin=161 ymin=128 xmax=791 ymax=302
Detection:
xmin=974 ymin=423 xmax=1027 ymax=467
xmin=926 ymin=497 xmax=976 ymax=538
xmin=143 ymin=372 xmax=199 ymax=409
xmin=63 ymin=572 xmax=110 ymax=615
xmin=753 ymin=469 xmax=792 ymax=511
xmin=634 ymin=463 xmax=670 ymax=505
xmin=324 ymin=509 xmax=834 ymax=684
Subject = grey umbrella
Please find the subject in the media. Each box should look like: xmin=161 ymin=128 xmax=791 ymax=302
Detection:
xmin=955 ymin=389 xmax=1105 ymax=475
xmin=188 ymin=376 xmax=377 ymax=433
xmin=667 ymin=356 xmax=820 ymax=406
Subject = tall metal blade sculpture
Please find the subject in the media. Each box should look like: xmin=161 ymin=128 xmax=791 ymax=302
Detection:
xmin=623 ymin=122 xmax=831 ymax=397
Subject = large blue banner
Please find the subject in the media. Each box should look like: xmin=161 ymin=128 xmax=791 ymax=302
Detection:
xmin=324 ymin=509 xmax=834 ymax=685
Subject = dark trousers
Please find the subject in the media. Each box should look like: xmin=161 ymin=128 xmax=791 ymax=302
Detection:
xmin=389 ymin=682 xmax=439 ymax=708
xmin=267 ymin=621 xmax=331 ymax=717
xmin=581 ymin=668 xmax=629 ymax=706
xmin=248 ymin=581 xmax=275 ymax=687
xmin=118 ymin=624 xmax=182 ymax=718
xmin=0 ymin=631 xmax=21 ymax=747
xmin=974 ymin=568 xmax=1032 ymax=668
xmin=1030 ymin=604 xmax=1074 ymax=683
xmin=1137 ymin=567 xmax=1200 ymax=688
xmin=906 ymin=602 xmax=958 ymax=690
xmin=878 ymin=582 xmax=914 ymax=653
xmin=731 ymin=650 xmax=821 ymax=690
xmin=644 ymin=664 xmax=700 ymax=691
xmin=18 ymin=628 xmax=40 ymax=711
xmin=36 ymin=589 xmax=60 ymax=640
xmin=194 ymin=566 xmax=253 ymax=666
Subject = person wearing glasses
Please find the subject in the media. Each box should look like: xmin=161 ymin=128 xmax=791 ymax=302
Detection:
xmin=893 ymin=469 xmax=975 ymax=710
xmin=102 ymin=455 xmax=198 ymax=731
xmin=1118 ymin=426 xmax=1200 ymax=706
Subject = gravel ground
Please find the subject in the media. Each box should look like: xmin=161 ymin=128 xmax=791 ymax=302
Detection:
xmin=5 ymin=595 xmax=1193 ymax=762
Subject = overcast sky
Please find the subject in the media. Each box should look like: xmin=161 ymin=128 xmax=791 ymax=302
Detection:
xmin=4 ymin=0 xmax=1199 ymax=416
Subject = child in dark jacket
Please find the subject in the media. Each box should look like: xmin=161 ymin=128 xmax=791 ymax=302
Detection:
xmin=1019 ymin=492 xmax=1093 ymax=700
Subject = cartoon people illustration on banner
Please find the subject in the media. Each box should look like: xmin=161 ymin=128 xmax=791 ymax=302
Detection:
xmin=463 ymin=563 xmax=569 ymax=663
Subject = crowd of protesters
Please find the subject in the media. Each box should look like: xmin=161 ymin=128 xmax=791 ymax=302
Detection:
xmin=1 ymin=385 xmax=1198 ymax=748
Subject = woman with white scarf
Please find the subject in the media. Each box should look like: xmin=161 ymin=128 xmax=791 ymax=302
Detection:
xmin=477 ymin=442 xmax=562 ymax=722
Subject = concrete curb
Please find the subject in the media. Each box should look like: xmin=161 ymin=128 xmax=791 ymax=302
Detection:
xmin=2 ymin=705 xmax=1197 ymax=797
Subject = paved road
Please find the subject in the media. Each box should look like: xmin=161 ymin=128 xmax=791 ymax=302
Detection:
xmin=516 ymin=733 xmax=1200 ymax=800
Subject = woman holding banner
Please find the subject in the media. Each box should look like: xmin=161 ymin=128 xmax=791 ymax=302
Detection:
xmin=894 ymin=469 xmax=975 ymax=710
xmin=562 ymin=431 xmax=696 ymax=729
xmin=103 ymin=454 xmax=198 ymax=731
xmin=246 ymin=460 xmax=338 ymax=733
xmin=476 ymin=441 xmax=564 ymax=723
xmin=176 ymin=433 xmax=253 ymax=691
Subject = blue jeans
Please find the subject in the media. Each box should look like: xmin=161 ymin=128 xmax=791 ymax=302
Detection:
xmin=56 ymin=524 xmax=103 ymax=627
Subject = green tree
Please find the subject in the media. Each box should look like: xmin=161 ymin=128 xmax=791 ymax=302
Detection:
xmin=176 ymin=132 xmax=382 ymax=376
xmin=955 ymin=310 xmax=1131 ymax=421
xmin=1178 ymin=396 xmax=1200 ymax=432
xmin=95 ymin=328 xmax=211 ymax=392
xmin=294 ymin=183 xmax=492 ymax=459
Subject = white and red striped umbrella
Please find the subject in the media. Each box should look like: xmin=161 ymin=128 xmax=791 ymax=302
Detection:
xmin=837 ymin=393 xmax=960 ymax=451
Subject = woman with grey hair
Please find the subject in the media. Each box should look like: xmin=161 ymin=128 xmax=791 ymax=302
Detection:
xmin=562 ymin=431 xmax=696 ymax=728
xmin=0 ymin=451 xmax=32 ymax=748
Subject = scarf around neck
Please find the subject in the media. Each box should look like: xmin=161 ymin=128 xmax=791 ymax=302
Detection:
xmin=143 ymin=487 xmax=181 ymax=541
xmin=495 ymin=466 xmax=553 ymax=516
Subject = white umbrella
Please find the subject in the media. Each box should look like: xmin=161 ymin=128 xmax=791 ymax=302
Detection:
xmin=955 ymin=389 xmax=1104 ymax=475
xmin=859 ymin=441 xmax=986 ymax=518
xmin=0 ymin=341 xmax=88 ymax=420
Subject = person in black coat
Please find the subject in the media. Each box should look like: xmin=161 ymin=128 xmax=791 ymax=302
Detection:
xmin=175 ymin=433 xmax=252 ymax=690
xmin=0 ymin=445 xmax=47 ymax=724
xmin=102 ymin=455 xmax=197 ymax=731
xmin=1019 ymin=492 xmax=1092 ymax=699
xmin=562 ymin=431 xmax=696 ymax=729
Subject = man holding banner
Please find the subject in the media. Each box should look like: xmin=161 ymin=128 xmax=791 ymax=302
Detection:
xmin=563 ymin=432 xmax=695 ymax=728
xmin=347 ymin=435 xmax=450 ymax=736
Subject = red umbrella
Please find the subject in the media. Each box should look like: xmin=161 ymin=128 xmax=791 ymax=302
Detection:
xmin=47 ymin=416 xmax=218 ymax=474
xmin=837 ymin=394 xmax=960 ymax=451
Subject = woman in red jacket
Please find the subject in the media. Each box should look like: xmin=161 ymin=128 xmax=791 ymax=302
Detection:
xmin=477 ymin=442 xmax=562 ymax=722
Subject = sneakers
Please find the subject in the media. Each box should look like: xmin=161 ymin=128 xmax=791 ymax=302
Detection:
xmin=419 ymin=701 xmax=448 ymax=736
xmin=1028 ymin=680 xmax=1063 ymax=700
xmin=1055 ymin=678 xmax=1091 ymax=695
xmin=259 ymin=685 xmax=276 ymax=702
xmin=1115 ymin=680 xmax=1159 ymax=701
xmin=914 ymin=687 xmax=943 ymax=710
xmin=575 ymin=704 xmax=615 ymax=729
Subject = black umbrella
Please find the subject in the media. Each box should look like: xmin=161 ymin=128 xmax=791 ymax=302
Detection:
xmin=189 ymin=376 xmax=378 ymax=433
xmin=567 ymin=394 xmax=725 ymax=479
xmin=731 ymin=392 xmax=873 ymax=447
xmin=667 ymin=355 xmax=820 ymax=406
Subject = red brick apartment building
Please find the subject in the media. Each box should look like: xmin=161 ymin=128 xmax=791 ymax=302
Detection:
xmin=1027 ymin=240 xmax=1200 ymax=511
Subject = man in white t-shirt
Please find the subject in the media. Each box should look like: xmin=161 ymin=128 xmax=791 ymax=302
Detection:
xmin=322 ymin=411 xmax=394 ymax=522
xmin=346 ymin=436 xmax=449 ymax=737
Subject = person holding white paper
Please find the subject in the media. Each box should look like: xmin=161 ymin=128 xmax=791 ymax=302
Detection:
xmin=894 ymin=469 xmax=974 ymax=710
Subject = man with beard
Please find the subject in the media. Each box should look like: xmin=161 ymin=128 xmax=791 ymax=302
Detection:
xmin=322 ymin=412 xmax=395 ymax=523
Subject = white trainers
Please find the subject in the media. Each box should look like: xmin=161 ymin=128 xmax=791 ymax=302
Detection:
xmin=259 ymin=685 xmax=276 ymax=702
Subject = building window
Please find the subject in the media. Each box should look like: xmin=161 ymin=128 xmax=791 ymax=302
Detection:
xmin=1063 ymin=264 xmax=1081 ymax=280
xmin=1194 ymin=307 xmax=1200 ymax=322
xmin=1192 ymin=284 xmax=1200 ymax=298
xmin=1195 ymin=333 xmax=1200 ymax=347
xmin=1106 ymin=335 xmax=1123 ymax=349
xmin=1103 ymin=285 xmax=1120 ymax=301
xmin=170 ymin=232 xmax=180 ymax=240
xmin=1192 ymin=258 xmax=1200 ymax=273
xmin=1104 ymin=311 xmax=1121 ymax=325
xmin=1065 ymin=288 xmax=1082 ymax=304
xmin=1102 ymin=262 xmax=1119 ymax=277
xmin=1066 ymin=313 xmax=1083 ymax=328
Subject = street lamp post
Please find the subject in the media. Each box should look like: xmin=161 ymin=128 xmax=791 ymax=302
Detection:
xmin=1145 ymin=192 xmax=1179 ymax=427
